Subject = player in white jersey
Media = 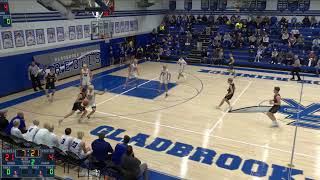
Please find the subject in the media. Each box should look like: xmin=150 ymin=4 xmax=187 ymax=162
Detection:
xmin=33 ymin=123 xmax=50 ymax=145
xmin=46 ymin=125 xmax=59 ymax=148
xmin=23 ymin=120 xmax=40 ymax=142
xmin=124 ymin=59 xmax=140 ymax=89
xmin=177 ymin=57 xmax=187 ymax=80
xmin=86 ymin=85 xmax=105 ymax=119
xmin=80 ymin=64 xmax=92 ymax=91
xmin=69 ymin=131 xmax=92 ymax=159
xmin=159 ymin=65 xmax=171 ymax=97
xmin=59 ymin=128 xmax=74 ymax=152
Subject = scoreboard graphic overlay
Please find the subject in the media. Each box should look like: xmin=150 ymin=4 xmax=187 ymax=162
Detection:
xmin=1 ymin=149 xmax=55 ymax=178
xmin=0 ymin=0 xmax=12 ymax=27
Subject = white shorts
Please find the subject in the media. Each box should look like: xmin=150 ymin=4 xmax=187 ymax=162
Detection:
xmin=89 ymin=102 xmax=96 ymax=109
xmin=129 ymin=73 xmax=137 ymax=79
xmin=179 ymin=68 xmax=184 ymax=74
xmin=161 ymin=80 xmax=169 ymax=84
xmin=82 ymin=79 xmax=91 ymax=86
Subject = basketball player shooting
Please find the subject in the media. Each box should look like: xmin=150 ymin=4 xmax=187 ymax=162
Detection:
xmin=266 ymin=87 xmax=281 ymax=127
xmin=159 ymin=65 xmax=171 ymax=97
xmin=217 ymin=78 xmax=235 ymax=110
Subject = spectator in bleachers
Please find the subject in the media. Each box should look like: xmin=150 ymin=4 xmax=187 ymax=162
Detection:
xmin=59 ymin=128 xmax=74 ymax=152
xmin=0 ymin=109 xmax=8 ymax=132
xmin=91 ymin=132 xmax=113 ymax=163
xmin=312 ymin=37 xmax=320 ymax=50
xmin=109 ymin=46 xmax=114 ymax=65
xmin=271 ymin=49 xmax=279 ymax=64
xmin=112 ymin=135 xmax=131 ymax=165
xmin=291 ymin=17 xmax=298 ymax=27
xmin=302 ymin=16 xmax=311 ymax=27
xmin=311 ymin=17 xmax=318 ymax=27
xmin=201 ymin=48 xmax=207 ymax=63
xmin=248 ymin=34 xmax=256 ymax=45
xmin=291 ymin=26 xmax=300 ymax=39
xmin=307 ymin=51 xmax=317 ymax=67
xmin=136 ymin=46 xmax=144 ymax=60
xmin=46 ymin=125 xmax=59 ymax=148
xmin=23 ymin=120 xmax=39 ymax=142
xmin=5 ymin=112 xmax=26 ymax=135
xmin=288 ymin=35 xmax=297 ymax=48
xmin=279 ymin=17 xmax=288 ymax=29
xmin=11 ymin=119 xmax=24 ymax=139
xmin=235 ymin=33 xmax=244 ymax=48
xmin=281 ymin=31 xmax=290 ymax=44
xmin=249 ymin=45 xmax=256 ymax=62
xmin=69 ymin=131 xmax=92 ymax=159
xmin=121 ymin=145 xmax=149 ymax=180
xmin=223 ymin=32 xmax=232 ymax=46
xmin=262 ymin=34 xmax=269 ymax=47
xmin=285 ymin=51 xmax=295 ymax=66
xmin=296 ymin=35 xmax=305 ymax=49
xmin=214 ymin=33 xmax=222 ymax=42
xmin=255 ymin=45 xmax=264 ymax=62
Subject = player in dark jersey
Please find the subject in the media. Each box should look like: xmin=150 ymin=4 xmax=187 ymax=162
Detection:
xmin=217 ymin=78 xmax=235 ymax=110
xmin=228 ymin=53 xmax=236 ymax=77
xmin=267 ymin=87 xmax=281 ymax=127
xmin=59 ymin=90 xmax=88 ymax=124
xmin=44 ymin=67 xmax=58 ymax=102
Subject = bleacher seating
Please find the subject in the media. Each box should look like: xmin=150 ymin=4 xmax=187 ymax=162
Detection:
xmin=155 ymin=14 xmax=320 ymax=76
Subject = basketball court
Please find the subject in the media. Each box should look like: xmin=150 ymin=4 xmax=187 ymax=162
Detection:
xmin=0 ymin=61 xmax=319 ymax=179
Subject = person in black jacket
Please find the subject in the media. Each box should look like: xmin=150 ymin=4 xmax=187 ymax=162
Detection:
xmin=0 ymin=109 xmax=9 ymax=132
xmin=121 ymin=145 xmax=148 ymax=180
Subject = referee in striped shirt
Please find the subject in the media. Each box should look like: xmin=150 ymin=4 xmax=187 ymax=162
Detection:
xmin=28 ymin=60 xmax=43 ymax=91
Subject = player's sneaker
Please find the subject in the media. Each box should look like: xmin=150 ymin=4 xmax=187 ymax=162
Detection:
xmin=270 ymin=121 xmax=279 ymax=128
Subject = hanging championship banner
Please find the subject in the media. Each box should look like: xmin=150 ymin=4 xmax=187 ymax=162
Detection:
xmin=33 ymin=44 xmax=102 ymax=79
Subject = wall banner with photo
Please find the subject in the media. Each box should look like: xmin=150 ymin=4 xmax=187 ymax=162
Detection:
xmin=115 ymin=21 xmax=120 ymax=34
xmin=25 ymin=30 xmax=36 ymax=46
xmin=36 ymin=29 xmax=45 ymax=44
xmin=76 ymin=25 xmax=83 ymax=39
xmin=91 ymin=21 xmax=100 ymax=40
xmin=84 ymin=25 xmax=91 ymax=38
xmin=109 ymin=22 xmax=114 ymax=36
xmin=33 ymin=44 xmax=102 ymax=80
xmin=1 ymin=31 xmax=14 ymax=49
xmin=69 ymin=26 xmax=76 ymax=40
xmin=47 ymin=28 xmax=56 ymax=43
xmin=14 ymin=30 xmax=25 ymax=47
xmin=56 ymin=27 xmax=65 ymax=42
xmin=120 ymin=21 xmax=125 ymax=33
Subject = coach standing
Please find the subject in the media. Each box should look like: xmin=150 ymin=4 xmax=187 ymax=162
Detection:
xmin=291 ymin=55 xmax=302 ymax=81
xmin=28 ymin=60 xmax=43 ymax=91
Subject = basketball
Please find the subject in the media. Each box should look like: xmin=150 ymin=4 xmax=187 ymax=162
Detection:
xmin=82 ymin=99 xmax=89 ymax=106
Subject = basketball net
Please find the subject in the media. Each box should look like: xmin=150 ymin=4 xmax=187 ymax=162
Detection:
xmin=89 ymin=0 xmax=111 ymax=20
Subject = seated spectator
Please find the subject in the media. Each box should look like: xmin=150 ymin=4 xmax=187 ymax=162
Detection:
xmin=281 ymin=31 xmax=289 ymax=44
xmin=248 ymin=34 xmax=256 ymax=45
xmin=271 ymin=49 xmax=279 ymax=64
xmin=308 ymin=51 xmax=318 ymax=67
xmin=69 ymin=131 xmax=92 ymax=159
xmin=59 ymin=128 xmax=74 ymax=152
xmin=23 ymin=120 xmax=40 ymax=142
xmin=91 ymin=132 xmax=113 ymax=163
xmin=136 ymin=46 xmax=144 ymax=59
xmin=121 ymin=145 xmax=149 ymax=180
xmin=278 ymin=51 xmax=286 ymax=64
xmin=201 ymin=48 xmax=207 ymax=63
xmin=295 ymin=35 xmax=305 ymax=49
xmin=223 ymin=33 xmax=232 ymax=45
xmin=285 ymin=51 xmax=294 ymax=65
xmin=249 ymin=45 xmax=256 ymax=62
xmin=112 ymin=135 xmax=131 ymax=165
xmin=291 ymin=27 xmax=300 ymax=39
xmin=214 ymin=33 xmax=222 ymax=42
xmin=311 ymin=16 xmax=317 ymax=27
xmin=262 ymin=34 xmax=269 ymax=47
xmin=0 ymin=109 xmax=9 ymax=132
xmin=288 ymin=36 xmax=297 ymax=48
xmin=312 ymin=37 xmax=320 ymax=50
xmin=11 ymin=119 xmax=24 ymax=139
xmin=302 ymin=16 xmax=311 ymax=27
xmin=5 ymin=112 xmax=27 ymax=135
xmin=255 ymin=45 xmax=264 ymax=62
